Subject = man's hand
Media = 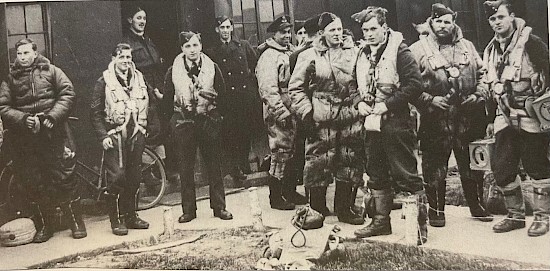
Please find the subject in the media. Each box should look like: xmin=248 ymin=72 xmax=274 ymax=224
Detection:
xmin=43 ymin=118 xmax=54 ymax=129
xmin=358 ymin=101 xmax=373 ymax=116
xmin=372 ymin=102 xmax=388 ymax=115
xmin=432 ymin=96 xmax=450 ymax=110
xmin=25 ymin=116 xmax=36 ymax=130
xmin=154 ymin=88 xmax=163 ymax=100
xmin=461 ymin=94 xmax=478 ymax=105
xmin=102 ymin=137 xmax=114 ymax=150
xmin=486 ymin=123 xmax=494 ymax=138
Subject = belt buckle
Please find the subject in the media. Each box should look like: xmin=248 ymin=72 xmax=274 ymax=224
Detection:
xmin=446 ymin=67 xmax=460 ymax=78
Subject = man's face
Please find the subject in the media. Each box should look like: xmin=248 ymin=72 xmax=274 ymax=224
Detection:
xmin=128 ymin=10 xmax=147 ymax=33
xmin=273 ymin=27 xmax=292 ymax=47
xmin=216 ymin=19 xmax=233 ymax=41
xmin=322 ymin=18 xmax=343 ymax=47
xmin=488 ymin=5 xmax=515 ymax=36
xmin=113 ymin=49 xmax=133 ymax=73
xmin=182 ymin=35 xmax=202 ymax=62
xmin=16 ymin=43 xmax=38 ymax=67
xmin=296 ymin=27 xmax=307 ymax=44
xmin=431 ymin=14 xmax=455 ymax=39
xmin=361 ymin=17 xmax=386 ymax=46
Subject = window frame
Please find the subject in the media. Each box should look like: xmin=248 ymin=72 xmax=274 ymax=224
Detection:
xmin=5 ymin=2 xmax=52 ymax=63
xmin=219 ymin=0 xmax=290 ymax=46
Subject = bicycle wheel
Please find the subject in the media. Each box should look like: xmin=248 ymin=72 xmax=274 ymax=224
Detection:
xmin=0 ymin=162 xmax=27 ymax=218
xmin=138 ymin=147 xmax=167 ymax=210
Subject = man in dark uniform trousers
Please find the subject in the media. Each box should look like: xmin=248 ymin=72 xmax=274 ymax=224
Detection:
xmin=205 ymin=16 xmax=262 ymax=185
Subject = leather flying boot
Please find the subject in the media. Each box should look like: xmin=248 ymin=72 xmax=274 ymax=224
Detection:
xmin=105 ymin=193 xmax=128 ymax=236
xmin=354 ymin=189 xmax=393 ymax=237
xmin=335 ymin=181 xmax=364 ymax=225
xmin=462 ymin=178 xmax=493 ymax=222
xmin=528 ymin=186 xmax=550 ymax=237
xmin=416 ymin=191 xmax=428 ymax=245
xmin=309 ymin=186 xmax=331 ymax=216
xmin=282 ymin=176 xmax=307 ymax=205
xmin=493 ymin=187 xmax=526 ymax=233
xmin=425 ymin=184 xmax=444 ymax=227
xmin=125 ymin=191 xmax=150 ymax=229
xmin=125 ymin=213 xmax=150 ymax=229
xmin=60 ymin=197 xmax=87 ymax=239
xmin=269 ymin=177 xmax=294 ymax=210
xmin=30 ymin=202 xmax=54 ymax=243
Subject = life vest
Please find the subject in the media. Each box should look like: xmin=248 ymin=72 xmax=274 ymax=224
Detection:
xmin=483 ymin=19 xmax=543 ymax=133
xmin=172 ymin=53 xmax=217 ymax=115
xmin=103 ymin=62 xmax=148 ymax=129
xmin=356 ymin=30 xmax=403 ymax=103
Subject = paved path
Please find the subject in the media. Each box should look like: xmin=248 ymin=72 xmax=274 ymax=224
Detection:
xmin=0 ymin=184 xmax=549 ymax=270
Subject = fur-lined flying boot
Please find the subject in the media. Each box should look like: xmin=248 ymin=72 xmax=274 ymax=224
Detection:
xmin=269 ymin=177 xmax=294 ymax=210
xmin=30 ymin=202 xmax=54 ymax=243
xmin=528 ymin=186 xmax=550 ymax=237
xmin=105 ymin=193 xmax=128 ymax=236
xmin=309 ymin=186 xmax=331 ymax=216
xmin=335 ymin=181 xmax=364 ymax=225
xmin=493 ymin=187 xmax=526 ymax=233
xmin=462 ymin=178 xmax=493 ymax=222
xmin=60 ymin=197 xmax=87 ymax=239
xmin=354 ymin=189 xmax=393 ymax=238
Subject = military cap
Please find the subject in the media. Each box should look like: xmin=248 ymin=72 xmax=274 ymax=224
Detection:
xmin=179 ymin=31 xmax=201 ymax=46
xmin=318 ymin=12 xmax=338 ymax=30
xmin=431 ymin=3 xmax=456 ymax=19
xmin=267 ymin=15 xmax=292 ymax=33
xmin=351 ymin=7 xmax=387 ymax=24
xmin=303 ymin=14 xmax=321 ymax=35
xmin=216 ymin=15 xmax=233 ymax=26
xmin=484 ymin=0 xmax=513 ymax=18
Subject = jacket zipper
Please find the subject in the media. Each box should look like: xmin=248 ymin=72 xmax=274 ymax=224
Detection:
xmin=30 ymin=68 xmax=37 ymax=112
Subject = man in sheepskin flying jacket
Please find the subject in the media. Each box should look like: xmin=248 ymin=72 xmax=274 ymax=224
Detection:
xmin=409 ymin=3 xmax=493 ymax=227
xmin=288 ymin=12 xmax=365 ymax=226
xmin=0 ymin=38 xmax=86 ymax=242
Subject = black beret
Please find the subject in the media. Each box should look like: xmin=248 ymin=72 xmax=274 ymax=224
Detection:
xmin=484 ymin=0 xmax=512 ymax=18
xmin=318 ymin=12 xmax=338 ymax=30
xmin=294 ymin=22 xmax=304 ymax=34
xmin=304 ymin=14 xmax=321 ymax=35
xmin=431 ymin=3 xmax=456 ymax=19
xmin=215 ymin=15 xmax=233 ymax=26
xmin=267 ymin=15 xmax=292 ymax=33
xmin=179 ymin=31 xmax=200 ymax=46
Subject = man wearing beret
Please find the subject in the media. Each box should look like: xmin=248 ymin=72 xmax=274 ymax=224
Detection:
xmin=256 ymin=16 xmax=302 ymax=210
xmin=350 ymin=7 xmax=426 ymax=243
xmin=290 ymin=14 xmax=320 ymax=73
xmin=161 ymin=32 xmax=233 ymax=223
xmin=481 ymin=0 xmax=550 ymax=236
xmin=409 ymin=3 xmax=493 ymax=228
xmin=205 ymin=16 xmax=262 ymax=186
xmin=288 ymin=12 xmax=365 ymax=225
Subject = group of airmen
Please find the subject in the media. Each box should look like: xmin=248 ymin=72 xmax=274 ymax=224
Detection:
xmin=0 ymin=0 xmax=548 ymax=247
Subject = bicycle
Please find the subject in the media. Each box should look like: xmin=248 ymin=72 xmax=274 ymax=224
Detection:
xmin=0 ymin=122 xmax=168 ymax=215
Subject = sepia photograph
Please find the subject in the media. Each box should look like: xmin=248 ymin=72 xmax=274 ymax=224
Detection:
xmin=0 ymin=0 xmax=549 ymax=270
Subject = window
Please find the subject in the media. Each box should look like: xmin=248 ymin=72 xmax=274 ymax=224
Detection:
xmin=5 ymin=3 xmax=50 ymax=64
xmin=215 ymin=0 xmax=289 ymax=46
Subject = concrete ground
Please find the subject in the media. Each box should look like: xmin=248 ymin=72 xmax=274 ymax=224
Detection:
xmin=0 ymin=182 xmax=549 ymax=270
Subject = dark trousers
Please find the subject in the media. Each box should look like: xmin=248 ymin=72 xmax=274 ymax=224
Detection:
xmin=172 ymin=114 xmax=226 ymax=213
xmin=222 ymin=115 xmax=252 ymax=175
xmin=493 ymin=127 xmax=550 ymax=188
xmin=11 ymin=123 xmax=77 ymax=206
xmin=365 ymin=116 xmax=423 ymax=192
xmin=421 ymin=133 xmax=484 ymax=188
xmin=104 ymin=132 xmax=146 ymax=215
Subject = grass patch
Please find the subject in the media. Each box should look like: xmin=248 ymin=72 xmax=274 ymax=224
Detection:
xmin=314 ymin=240 xmax=549 ymax=270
